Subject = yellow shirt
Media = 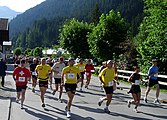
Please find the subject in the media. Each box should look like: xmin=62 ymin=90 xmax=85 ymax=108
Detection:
xmin=99 ymin=67 xmax=115 ymax=87
xmin=75 ymin=63 xmax=85 ymax=73
xmin=35 ymin=64 xmax=51 ymax=80
xmin=62 ymin=66 xmax=79 ymax=84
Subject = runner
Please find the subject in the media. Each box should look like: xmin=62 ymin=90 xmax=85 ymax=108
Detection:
xmin=127 ymin=66 xmax=142 ymax=113
xmin=35 ymin=58 xmax=51 ymax=107
xmin=61 ymin=58 xmax=81 ymax=118
xmin=75 ymin=58 xmax=85 ymax=91
xmin=98 ymin=60 xmax=116 ymax=113
xmin=144 ymin=59 xmax=160 ymax=103
xmin=85 ymin=59 xmax=94 ymax=89
xmin=52 ymin=57 xmax=65 ymax=102
xmin=29 ymin=58 xmax=38 ymax=93
xmin=13 ymin=59 xmax=31 ymax=109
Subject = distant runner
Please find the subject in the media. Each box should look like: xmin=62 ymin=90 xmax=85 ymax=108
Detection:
xmin=52 ymin=57 xmax=65 ymax=102
xmin=98 ymin=60 xmax=115 ymax=113
xmin=144 ymin=59 xmax=160 ymax=104
xmin=127 ymin=67 xmax=142 ymax=113
xmin=36 ymin=58 xmax=51 ymax=107
xmin=13 ymin=59 xmax=31 ymax=109
xmin=85 ymin=59 xmax=94 ymax=89
xmin=29 ymin=58 xmax=38 ymax=93
xmin=75 ymin=58 xmax=85 ymax=91
xmin=61 ymin=58 xmax=81 ymax=118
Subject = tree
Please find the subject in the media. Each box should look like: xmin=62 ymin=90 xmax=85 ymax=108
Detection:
xmin=14 ymin=47 xmax=22 ymax=57
xmin=59 ymin=18 xmax=93 ymax=58
xmin=88 ymin=10 xmax=130 ymax=62
xmin=33 ymin=47 xmax=43 ymax=57
xmin=91 ymin=4 xmax=101 ymax=25
xmin=24 ymin=48 xmax=32 ymax=56
xmin=135 ymin=0 xmax=167 ymax=73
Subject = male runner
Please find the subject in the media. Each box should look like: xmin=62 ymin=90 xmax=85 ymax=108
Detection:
xmin=29 ymin=58 xmax=38 ymax=93
xmin=52 ymin=57 xmax=65 ymax=101
xmin=144 ymin=59 xmax=160 ymax=103
xmin=98 ymin=60 xmax=115 ymax=113
xmin=36 ymin=58 xmax=51 ymax=107
xmin=13 ymin=59 xmax=31 ymax=109
xmin=61 ymin=58 xmax=81 ymax=118
xmin=85 ymin=59 xmax=94 ymax=89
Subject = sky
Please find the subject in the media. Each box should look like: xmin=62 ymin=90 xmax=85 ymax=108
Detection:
xmin=0 ymin=0 xmax=45 ymax=12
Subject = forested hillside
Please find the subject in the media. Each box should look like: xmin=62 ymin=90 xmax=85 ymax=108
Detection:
xmin=10 ymin=0 xmax=144 ymax=49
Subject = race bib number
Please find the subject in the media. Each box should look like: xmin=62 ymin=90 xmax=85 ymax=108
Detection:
xmin=79 ymin=66 xmax=84 ymax=70
xmin=108 ymin=81 xmax=113 ymax=86
xmin=135 ymin=80 xmax=140 ymax=85
xmin=67 ymin=73 xmax=75 ymax=79
xmin=32 ymin=72 xmax=36 ymax=75
xmin=154 ymin=73 xmax=158 ymax=77
xmin=18 ymin=77 xmax=26 ymax=82
xmin=86 ymin=72 xmax=91 ymax=76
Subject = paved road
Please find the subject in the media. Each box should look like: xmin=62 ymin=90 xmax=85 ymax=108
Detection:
xmin=0 ymin=75 xmax=167 ymax=120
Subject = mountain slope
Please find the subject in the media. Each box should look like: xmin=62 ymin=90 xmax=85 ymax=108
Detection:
xmin=0 ymin=6 xmax=20 ymax=20
xmin=9 ymin=0 xmax=144 ymax=38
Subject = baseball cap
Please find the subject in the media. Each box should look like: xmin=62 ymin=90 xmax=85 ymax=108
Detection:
xmin=152 ymin=59 xmax=158 ymax=62
xmin=107 ymin=60 xmax=113 ymax=64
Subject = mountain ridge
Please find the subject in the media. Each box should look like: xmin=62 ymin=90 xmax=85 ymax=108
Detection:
xmin=0 ymin=6 xmax=20 ymax=20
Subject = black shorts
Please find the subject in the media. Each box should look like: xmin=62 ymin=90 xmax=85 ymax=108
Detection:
xmin=16 ymin=85 xmax=27 ymax=92
xmin=77 ymin=72 xmax=84 ymax=80
xmin=54 ymin=78 xmax=61 ymax=84
xmin=39 ymin=80 xmax=48 ymax=88
xmin=32 ymin=75 xmax=37 ymax=80
xmin=65 ymin=83 xmax=77 ymax=92
xmin=148 ymin=79 xmax=158 ymax=87
xmin=104 ymin=86 xmax=113 ymax=94
xmin=128 ymin=85 xmax=141 ymax=94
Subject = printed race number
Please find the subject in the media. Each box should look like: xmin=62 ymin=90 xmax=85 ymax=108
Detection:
xmin=67 ymin=73 xmax=75 ymax=79
xmin=18 ymin=77 xmax=26 ymax=82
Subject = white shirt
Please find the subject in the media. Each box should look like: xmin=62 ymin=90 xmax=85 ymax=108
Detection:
xmin=52 ymin=62 xmax=65 ymax=78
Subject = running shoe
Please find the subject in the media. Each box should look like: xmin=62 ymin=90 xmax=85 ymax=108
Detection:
xmin=133 ymin=108 xmax=139 ymax=113
xmin=154 ymin=99 xmax=161 ymax=104
xmin=98 ymin=99 xmax=103 ymax=106
xmin=144 ymin=97 xmax=148 ymax=103
xmin=32 ymin=88 xmax=35 ymax=93
xmin=104 ymin=108 xmax=110 ymax=114
xmin=52 ymin=90 xmax=56 ymax=95
xmin=58 ymin=99 xmax=62 ymax=103
xmin=127 ymin=100 xmax=131 ymax=108
xmin=66 ymin=111 xmax=71 ymax=118
xmin=21 ymin=104 xmax=24 ymax=109
xmin=42 ymin=103 xmax=45 ymax=107
xmin=16 ymin=98 xmax=19 ymax=103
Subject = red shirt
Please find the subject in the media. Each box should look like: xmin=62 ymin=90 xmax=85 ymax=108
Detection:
xmin=13 ymin=67 xmax=31 ymax=86
xmin=85 ymin=64 xmax=94 ymax=73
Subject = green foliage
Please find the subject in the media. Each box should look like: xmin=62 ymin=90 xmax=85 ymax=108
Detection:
xmin=14 ymin=47 xmax=22 ymax=56
xmin=59 ymin=18 xmax=93 ymax=58
xmin=24 ymin=48 xmax=32 ymax=56
xmin=135 ymin=0 xmax=167 ymax=73
xmin=91 ymin=4 xmax=102 ymax=25
xmin=33 ymin=47 xmax=43 ymax=57
xmin=88 ymin=10 xmax=130 ymax=62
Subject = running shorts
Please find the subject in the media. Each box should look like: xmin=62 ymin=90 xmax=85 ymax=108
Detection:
xmin=16 ymin=85 xmax=27 ymax=92
xmin=54 ymin=78 xmax=61 ymax=84
xmin=148 ymin=78 xmax=159 ymax=87
xmin=104 ymin=86 xmax=113 ymax=94
xmin=39 ymin=80 xmax=48 ymax=88
xmin=65 ymin=83 xmax=77 ymax=92
xmin=128 ymin=85 xmax=141 ymax=94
